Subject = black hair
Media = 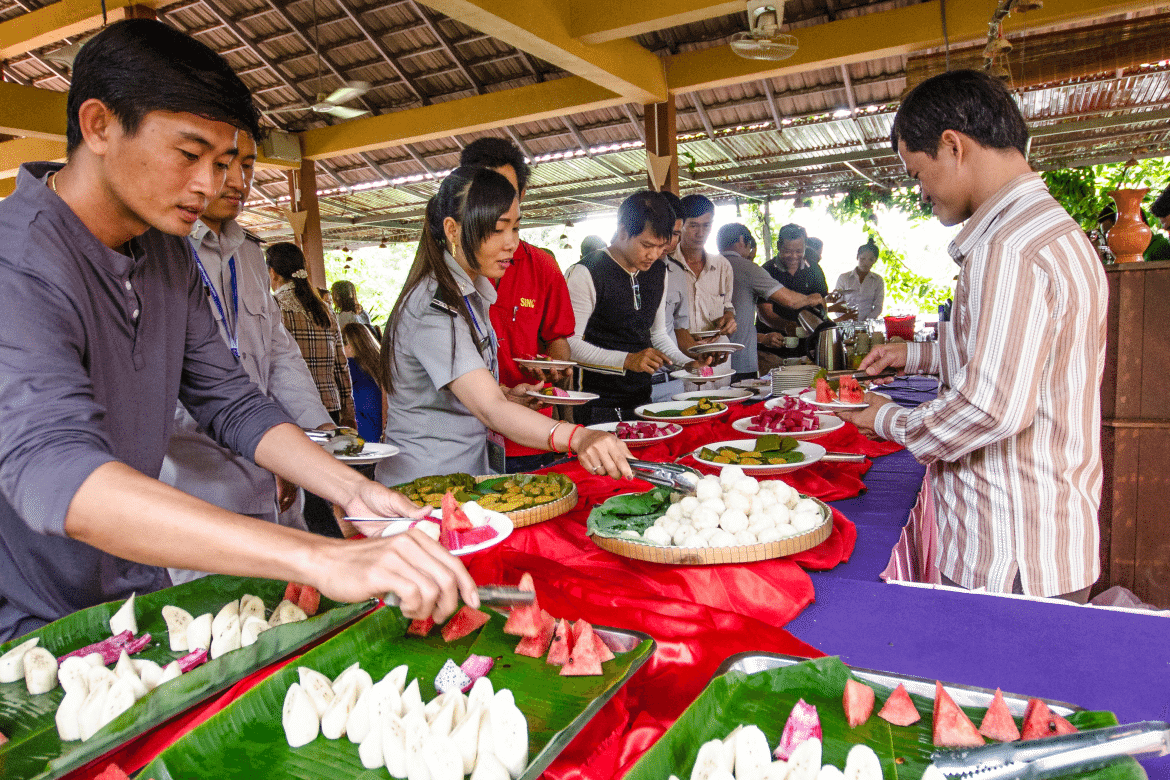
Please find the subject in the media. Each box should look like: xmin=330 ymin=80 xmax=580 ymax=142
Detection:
xmin=776 ymin=223 xmax=807 ymax=244
xmin=382 ymin=166 xmax=517 ymax=394
xmin=331 ymin=280 xmax=359 ymax=313
xmin=680 ymin=193 xmax=715 ymax=220
xmin=342 ymin=323 xmax=382 ymax=389
xmin=580 ymin=235 xmax=607 ymax=259
xmin=265 ymin=243 xmax=334 ymax=329
xmin=716 ymin=223 xmax=753 ymax=252
xmin=66 ymin=19 xmax=262 ymax=155
xmin=1153 ymin=188 xmax=1170 ymax=220
xmin=660 ymin=191 xmax=684 ymax=221
xmin=459 ymin=137 xmax=530 ymax=193
xmin=806 ymin=236 xmax=823 ymax=253
xmin=890 ymin=69 xmax=1028 ymax=158
xmin=857 ymin=241 xmax=879 ymax=258
xmin=616 ymin=191 xmax=675 ymax=241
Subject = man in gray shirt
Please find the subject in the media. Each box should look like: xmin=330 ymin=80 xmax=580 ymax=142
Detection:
xmin=0 ymin=20 xmax=475 ymax=641
xmin=160 ymin=131 xmax=334 ymax=584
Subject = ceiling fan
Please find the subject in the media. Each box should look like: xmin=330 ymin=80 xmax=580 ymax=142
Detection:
xmin=731 ymin=0 xmax=799 ymax=61
xmin=265 ymin=82 xmax=372 ymax=120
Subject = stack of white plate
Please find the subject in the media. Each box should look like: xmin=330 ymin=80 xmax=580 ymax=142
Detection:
xmin=771 ymin=364 xmax=820 ymax=394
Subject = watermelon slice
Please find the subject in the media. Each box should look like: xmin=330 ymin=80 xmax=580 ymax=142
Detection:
xmin=441 ymin=605 xmax=491 ymax=642
xmin=457 ymin=526 xmax=497 ymax=547
xmin=877 ymin=683 xmax=921 ymax=726
xmin=406 ymin=617 xmax=435 ymax=637
xmin=979 ymin=688 xmax=1021 ymax=742
xmin=843 ymin=678 xmax=875 ymax=727
xmin=559 ymin=621 xmax=603 ymax=676
xmin=546 ymin=618 xmax=573 ymax=665
xmin=570 ymin=619 xmax=615 ymax=663
xmin=514 ymin=610 xmax=556 ymax=658
xmin=441 ymin=491 xmax=474 ymax=531
xmin=1021 ymin=698 xmax=1077 ymax=740
xmin=296 ymin=584 xmax=320 ymax=616
xmin=932 ymin=681 xmax=985 ymax=748
xmin=774 ymin=698 xmax=822 ymax=760
xmin=815 ymin=376 xmax=837 ymax=403
xmin=283 ymin=582 xmax=303 ymax=604
xmin=838 ymin=376 xmax=865 ymax=404
xmin=502 ymin=573 xmax=542 ymax=638
xmin=94 ymin=766 xmax=132 ymax=780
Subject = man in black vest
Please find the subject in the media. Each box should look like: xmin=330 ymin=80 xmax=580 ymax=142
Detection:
xmin=565 ymin=191 xmax=709 ymax=425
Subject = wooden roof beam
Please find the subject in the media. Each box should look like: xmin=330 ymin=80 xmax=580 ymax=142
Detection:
xmin=568 ymin=0 xmax=743 ymax=45
xmin=0 ymin=0 xmax=158 ymax=60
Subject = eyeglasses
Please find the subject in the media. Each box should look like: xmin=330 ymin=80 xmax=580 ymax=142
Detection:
xmin=630 ymin=273 xmax=641 ymax=311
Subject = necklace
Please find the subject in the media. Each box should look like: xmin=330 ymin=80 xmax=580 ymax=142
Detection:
xmin=49 ymin=172 xmax=60 ymax=195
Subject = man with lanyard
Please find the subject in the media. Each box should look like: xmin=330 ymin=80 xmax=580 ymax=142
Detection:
xmin=160 ymin=131 xmax=335 ymax=583
xmin=0 ymin=19 xmax=476 ymax=641
xmin=565 ymin=191 xmax=708 ymax=425
xmin=652 ymin=191 xmax=690 ymax=402
xmin=458 ymin=138 xmax=575 ymax=472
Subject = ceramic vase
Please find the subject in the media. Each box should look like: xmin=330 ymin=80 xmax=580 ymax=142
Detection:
xmin=1107 ymin=188 xmax=1152 ymax=264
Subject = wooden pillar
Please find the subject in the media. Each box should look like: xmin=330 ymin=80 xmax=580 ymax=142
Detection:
xmin=295 ymin=157 xmax=325 ymax=287
xmin=123 ymin=4 xmax=157 ymax=18
xmin=643 ymin=100 xmax=678 ymax=195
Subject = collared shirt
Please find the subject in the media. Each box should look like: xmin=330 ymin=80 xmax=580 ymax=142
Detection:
xmin=0 ymin=163 xmax=292 ymax=641
xmin=760 ymin=258 xmax=829 ymax=323
xmin=663 ymin=257 xmax=690 ymax=332
xmin=723 ymin=251 xmax=783 ymax=375
xmin=274 ymin=283 xmax=356 ymax=424
xmin=835 ymin=268 xmax=885 ymax=321
xmin=376 ymin=253 xmax=500 ymax=485
xmin=160 ymin=219 xmax=331 ymax=521
xmin=667 ymin=248 xmax=735 ymax=331
xmin=873 ymin=172 xmax=1107 ymax=597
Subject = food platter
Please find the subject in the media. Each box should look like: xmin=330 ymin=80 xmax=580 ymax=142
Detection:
xmin=138 ymin=606 xmax=656 ymax=780
xmin=670 ymin=367 xmax=735 ymax=382
xmin=671 ymin=388 xmax=753 ymax=405
xmin=332 ymin=442 xmax=400 ymax=465
xmin=392 ymin=473 xmax=578 ymax=528
xmin=688 ymin=342 xmax=744 ymax=356
xmin=732 ymin=412 xmax=844 ymax=439
xmin=586 ymin=420 xmax=684 ymax=447
xmin=634 ymin=400 xmax=729 ymax=425
xmin=688 ymin=329 xmax=721 ymax=339
xmin=692 ymin=439 xmax=826 ymax=475
xmin=514 ymin=357 xmax=576 ymax=371
xmin=346 ymin=511 xmax=514 ymax=556
xmin=799 ymin=388 xmax=868 ymax=410
xmin=524 ymin=389 xmax=598 ymax=405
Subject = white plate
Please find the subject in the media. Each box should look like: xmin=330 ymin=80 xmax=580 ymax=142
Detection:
xmin=635 ymin=400 xmax=729 ymax=425
xmin=688 ymin=329 xmax=720 ymax=339
xmin=732 ymin=378 xmax=771 ymax=390
xmin=670 ymin=367 xmax=735 ymax=382
xmin=689 ymin=342 xmax=744 ymax=355
xmin=671 ymin=388 xmax=753 ymax=405
xmin=731 ymin=413 xmax=844 ymax=439
xmin=331 ymin=442 xmax=400 ymax=465
xmin=586 ymin=420 xmax=684 ymax=447
xmin=798 ymin=388 xmax=868 ymax=410
xmin=514 ymin=358 xmax=577 ymax=370
xmin=692 ymin=439 xmax=826 ymax=475
xmin=525 ymin=389 xmax=599 ymax=406
xmin=348 ymin=512 xmax=513 ymax=557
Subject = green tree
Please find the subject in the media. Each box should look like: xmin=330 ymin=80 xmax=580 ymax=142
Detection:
xmin=322 ymin=243 xmax=417 ymax=329
xmin=1041 ymin=157 xmax=1170 ymax=230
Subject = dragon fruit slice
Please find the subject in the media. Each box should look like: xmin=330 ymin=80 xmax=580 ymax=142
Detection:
xmin=459 ymin=654 xmax=495 ymax=692
xmin=176 ymin=648 xmax=209 ymax=673
xmin=434 ymin=658 xmax=472 ymax=694
xmin=57 ymin=630 xmax=135 ymax=665
xmin=774 ymin=698 xmax=822 ymax=760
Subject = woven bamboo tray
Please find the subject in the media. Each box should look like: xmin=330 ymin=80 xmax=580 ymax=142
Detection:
xmin=474 ymin=474 xmax=579 ymax=528
xmin=589 ymin=497 xmax=832 ymax=565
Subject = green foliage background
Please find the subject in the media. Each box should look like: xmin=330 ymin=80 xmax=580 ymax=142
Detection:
xmin=1040 ymin=157 xmax=1170 ymax=229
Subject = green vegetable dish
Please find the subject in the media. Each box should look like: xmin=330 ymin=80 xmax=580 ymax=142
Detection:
xmin=698 ymin=434 xmax=804 ymax=466
xmin=394 ymin=472 xmax=574 ymax=513
xmin=646 ymin=398 xmax=727 ymax=418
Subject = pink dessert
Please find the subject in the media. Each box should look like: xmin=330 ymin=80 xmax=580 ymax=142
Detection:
xmin=540 ymin=386 xmax=570 ymax=398
xmin=698 ymin=366 xmax=714 ymax=377
xmin=747 ymin=397 xmax=823 ymax=433
xmin=615 ymin=421 xmax=681 ymax=440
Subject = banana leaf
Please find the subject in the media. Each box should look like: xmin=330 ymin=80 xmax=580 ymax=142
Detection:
xmin=0 ymin=575 xmax=372 ymax=780
xmin=138 ymin=606 xmax=654 ymax=780
xmin=623 ymin=656 xmax=1143 ymax=780
xmin=586 ymin=488 xmax=673 ymax=537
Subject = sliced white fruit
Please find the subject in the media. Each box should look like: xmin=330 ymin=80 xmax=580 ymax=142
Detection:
xmin=269 ymin=599 xmax=308 ymax=627
xmin=403 ymin=708 xmax=431 ymax=780
xmin=157 ymin=661 xmax=182 ymax=686
xmin=98 ymin=676 xmax=137 ymax=729
xmin=817 ymin=766 xmax=845 ymax=780
xmin=708 ymin=771 xmax=735 ymax=780
xmin=359 ymin=717 xmax=385 ymax=769
xmin=321 ymin=678 xmax=359 ymax=740
xmin=382 ymin=664 xmax=410 ymax=695
xmin=23 ymin=646 xmax=58 ymax=695
xmin=469 ymin=752 xmax=511 ymax=780
xmin=78 ymin=678 xmax=111 ymax=741
xmin=239 ymin=594 xmax=265 ymax=623
xmin=476 ymin=705 xmax=495 ymax=775
xmin=0 ymin=636 xmax=39 ymax=683
xmin=446 ymin=690 xmax=467 ymax=726
xmin=467 ymin=675 xmax=494 ymax=711
xmin=162 ymin=605 xmax=194 ymax=652
xmin=114 ymin=650 xmax=136 ymax=681
xmin=347 ymin=686 xmax=374 ymax=745
xmin=489 ymin=696 xmax=528 ymax=780
xmin=86 ymin=664 xmax=117 ymax=690
xmin=423 ymin=693 xmax=446 ymax=723
xmin=422 ymin=733 xmax=463 ymax=780
xmin=136 ymin=660 xmax=164 ymax=691
xmin=209 ymin=615 xmax=241 ymax=660
xmin=282 ymin=682 xmax=319 ymax=748
xmin=109 ymin=593 xmax=137 ymax=636
xmin=297 ymin=666 xmax=335 ymax=718
xmin=428 ymin=695 xmax=456 ymax=739
xmin=493 ymin=689 xmax=515 ymax=709
xmin=783 ymin=737 xmax=822 ymax=780
xmin=212 ymin=600 xmax=239 ymax=637
xmin=401 ymin=677 xmax=423 ymax=717
xmin=735 ymin=724 xmax=772 ymax=780
xmin=382 ymin=710 xmax=409 ymax=779
xmin=370 ymin=677 xmax=404 ymax=721
xmin=691 ymin=739 xmax=729 ymax=780
xmin=723 ymin=724 xmax=742 ymax=757
xmin=186 ymin=613 xmax=213 ymax=653
xmin=241 ymin=615 xmax=268 ymax=648
xmin=844 ymin=744 xmax=884 ymax=780
xmin=55 ymin=688 xmax=85 ymax=741
xmin=451 ymin=704 xmax=484 ymax=774
xmin=762 ymin=761 xmax=791 ymax=780
xmin=82 ymin=652 xmax=105 ymax=667
xmin=332 ymin=661 xmax=363 ymax=689
xmin=58 ymin=656 xmax=91 ymax=696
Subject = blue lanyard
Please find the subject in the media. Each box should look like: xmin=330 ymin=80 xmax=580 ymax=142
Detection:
xmin=188 ymin=239 xmax=240 ymax=358
xmin=463 ymin=294 xmax=497 ymax=378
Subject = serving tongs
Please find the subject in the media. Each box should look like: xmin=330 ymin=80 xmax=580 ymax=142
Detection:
xmin=627 ymin=460 xmax=702 ymax=496
xmin=821 ymin=367 xmax=901 ymax=381
xmin=384 ymin=586 xmax=536 ymax=609
xmin=932 ymin=721 xmax=1170 ymax=780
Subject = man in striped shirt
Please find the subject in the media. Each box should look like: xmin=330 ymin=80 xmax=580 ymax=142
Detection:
xmin=840 ymin=70 xmax=1107 ymax=602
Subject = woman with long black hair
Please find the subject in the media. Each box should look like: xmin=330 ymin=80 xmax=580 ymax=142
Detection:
xmin=376 ymin=167 xmax=632 ymax=485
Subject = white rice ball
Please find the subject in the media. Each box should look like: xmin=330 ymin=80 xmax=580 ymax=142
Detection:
xmin=723 ymin=492 xmax=751 ymax=515
xmin=642 ymin=525 xmax=672 ymax=546
xmin=681 ymin=534 xmax=709 ymax=548
xmin=774 ymin=522 xmax=798 ymax=538
xmin=748 ymin=519 xmax=773 ymax=537
xmin=695 ymin=476 xmax=722 ymax=502
xmin=691 ymin=507 xmax=721 ymax=530
xmin=678 ymin=496 xmax=700 ymax=517
xmin=656 ymin=516 xmax=680 ymax=534
xmin=753 ymin=490 xmax=777 ymax=510
xmin=672 ymin=524 xmax=695 ymax=545
xmin=792 ymin=511 xmax=822 ymax=533
xmin=699 ymin=526 xmax=722 ymax=542
xmin=665 ymin=503 xmax=684 ymax=521
xmin=731 ymin=476 xmax=760 ymax=496
xmin=699 ymin=497 xmax=726 ymax=517
xmin=794 ymin=498 xmax=821 ymax=516
xmin=719 ymin=465 xmax=746 ymax=487
xmin=708 ymin=529 xmax=737 ymax=547
xmin=719 ymin=509 xmax=749 ymax=534
xmin=756 ymin=527 xmax=784 ymax=544
xmin=767 ymin=504 xmax=793 ymax=526
xmin=734 ymin=530 xmax=758 ymax=545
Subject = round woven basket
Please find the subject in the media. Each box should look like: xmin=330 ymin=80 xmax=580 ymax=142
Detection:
xmin=473 ymin=475 xmax=578 ymax=529
xmin=589 ymin=498 xmax=832 ymax=565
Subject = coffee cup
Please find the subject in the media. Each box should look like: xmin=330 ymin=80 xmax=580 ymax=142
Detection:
xmin=784 ymin=336 xmax=799 ymax=349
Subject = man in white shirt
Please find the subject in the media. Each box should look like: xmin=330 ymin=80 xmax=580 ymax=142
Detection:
xmin=834 ymin=241 xmax=885 ymax=322
xmin=667 ymin=194 xmax=736 ymax=337
xmin=566 ymin=191 xmax=708 ymax=424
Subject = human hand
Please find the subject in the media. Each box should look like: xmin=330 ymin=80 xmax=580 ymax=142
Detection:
xmin=857 ymin=342 xmax=907 ymax=385
xmin=758 ymin=332 xmax=785 ymax=349
xmin=624 ymin=348 xmax=671 ymax=374
xmin=683 ymin=355 xmax=714 ymax=374
xmin=836 ymin=392 xmax=896 ymax=440
xmin=714 ymin=312 xmax=737 ymax=336
xmin=276 ymin=476 xmax=298 ymax=513
xmin=572 ymin=429 xmax=634 ymax=478
xmin=504 ymin=382 xmax=546 ymax=409
xmin=804 ymin=293 xmax=825 ymax=309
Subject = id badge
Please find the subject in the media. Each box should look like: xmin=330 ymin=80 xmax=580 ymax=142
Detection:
xmin=487 ymin=430 xmax=506 ymax=474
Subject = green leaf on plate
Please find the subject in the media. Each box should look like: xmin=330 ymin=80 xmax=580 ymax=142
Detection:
xmin=0 ymin=575 xmax=372 ymax=780
xmin=586 ymin=488 xmax=672 ymax=537
xmin=138 ymin=607 xmax=654 ymax=780
xmin=623 ymin=656 xmax=1143 ymax=780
